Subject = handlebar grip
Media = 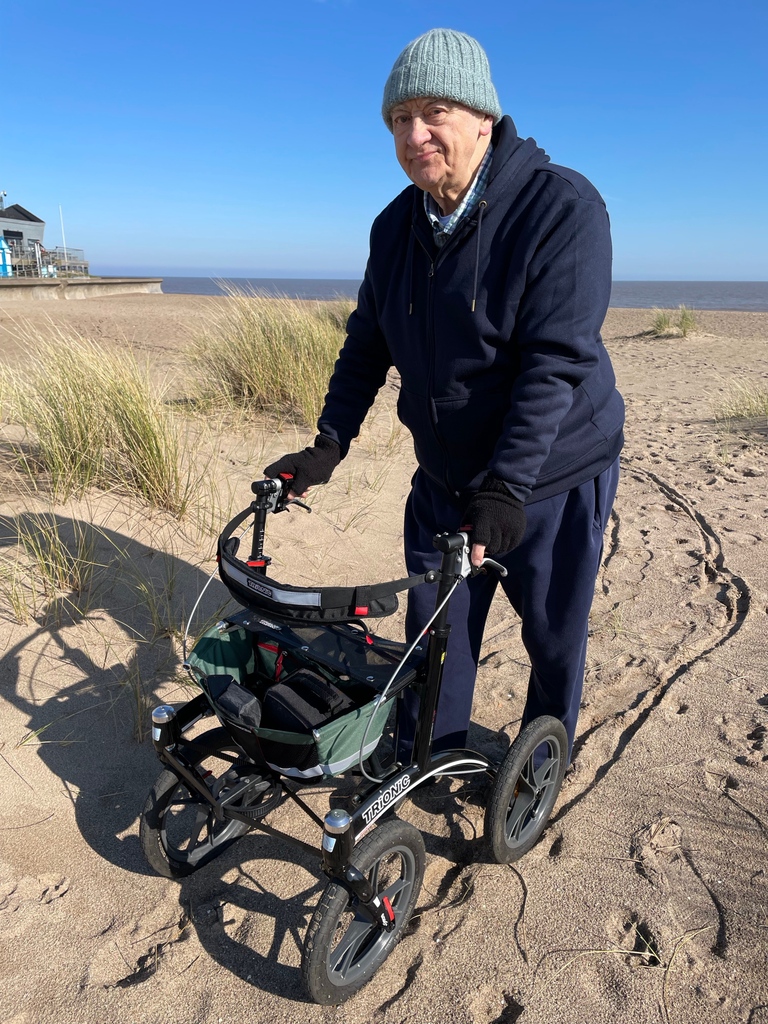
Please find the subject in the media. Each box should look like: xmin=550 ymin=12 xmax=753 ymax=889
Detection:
xmin=432 ymin=531 xmax=467 ymax=554
xmin=251 ymin=478 xmax=282 ymax=497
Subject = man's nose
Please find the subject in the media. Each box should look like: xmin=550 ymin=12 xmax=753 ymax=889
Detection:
xmin=408 ymin=116 xmax=431 ymax=146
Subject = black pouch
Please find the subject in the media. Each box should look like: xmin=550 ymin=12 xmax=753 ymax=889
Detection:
xmin=261 ymin=667 xmax=354 ymax=732
xmin=215 ymin=678 xmax=262 ymax=729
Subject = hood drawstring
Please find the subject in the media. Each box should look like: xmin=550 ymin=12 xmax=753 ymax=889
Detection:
xmin=410 ymin=195 xmax=487 ymax=314
xmin=407 ymin=226 xmax=416 ymax=315
xmin=471 ymin=200 xmax=487 ymax=313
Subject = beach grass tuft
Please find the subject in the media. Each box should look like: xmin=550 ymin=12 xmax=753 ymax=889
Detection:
xmin=648 ymin=309 xmax=674 ymax=336
xmin=190 ymin=289 xmax=353 ymax=426
xmin=715 ymin=379 xmax=768 ymax=432
xmin=4 ymin=324 xmax=202 ymax=516
xmin=0 ymin=509 xmax=102 ymax=625
xmin=677 ymin=305 xmax=697 ymax=337
xmin=647 ymin=306 xmax=698 ymax=338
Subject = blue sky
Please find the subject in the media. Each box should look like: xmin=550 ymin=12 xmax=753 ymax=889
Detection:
xmin=3 ymin=0 xmax=766 ymax=280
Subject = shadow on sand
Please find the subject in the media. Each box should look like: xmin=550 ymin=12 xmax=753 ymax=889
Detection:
xmin=0 ymin=512 xmax=227 ymax=874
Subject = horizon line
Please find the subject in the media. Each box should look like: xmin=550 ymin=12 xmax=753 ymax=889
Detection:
xmin=91 ymin=271 xmax=768 ymax=284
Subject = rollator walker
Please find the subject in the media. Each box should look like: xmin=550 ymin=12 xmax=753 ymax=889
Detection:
xmin=139 ymin=477 xmax=567 ymax=1004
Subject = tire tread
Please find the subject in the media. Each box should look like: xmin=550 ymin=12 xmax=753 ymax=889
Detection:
xmin=485 ymin=716 xmax=567 ymax=864
xmin=302 ymin=818 xmax=425 ymax=1005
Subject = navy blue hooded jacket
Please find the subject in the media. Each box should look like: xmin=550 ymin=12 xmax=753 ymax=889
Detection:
xmin=318 ymin=115 xmax=624 ymax=504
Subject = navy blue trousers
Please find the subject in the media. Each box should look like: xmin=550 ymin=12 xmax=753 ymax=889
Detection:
xmin=397 ymin=459 xmax=620 ymax=762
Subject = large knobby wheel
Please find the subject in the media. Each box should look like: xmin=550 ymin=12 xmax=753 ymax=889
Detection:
xmin=485 ymin=715 xmax=568 ymax=864
xmin=140 ymin=727 xmax=280 ymax=878
xmin=302 ymin=818 xmax=425 ymax=1005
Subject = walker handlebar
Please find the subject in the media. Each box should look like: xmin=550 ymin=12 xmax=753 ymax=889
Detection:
xmin=250 ymin=476 xmax=311 ymax=515
xmin=251 ymin=475 xmax=288 ymax=508
xmin=432 ymin=531 xmax=508 ymax=580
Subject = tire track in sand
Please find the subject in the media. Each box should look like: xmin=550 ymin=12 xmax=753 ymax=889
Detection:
xmin=552 ymin=459 xmax=752 ymax=821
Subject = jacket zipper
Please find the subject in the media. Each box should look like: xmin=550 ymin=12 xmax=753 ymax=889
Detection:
xmin=413 ymin=229 xmax=459 ymax=495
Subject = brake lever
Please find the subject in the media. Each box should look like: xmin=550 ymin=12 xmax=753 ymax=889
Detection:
xmin=252 ymin=475 xmax=312 ymax=514
xmin=470 ymin=556 xmax=508 ymax=578
xmin=271 ymin=473 xmax=311 ymax=514
xmin=454 ymin=531 xmax=508 ymax=579
xmin=285 ymin=497 xmax=312 ymax=513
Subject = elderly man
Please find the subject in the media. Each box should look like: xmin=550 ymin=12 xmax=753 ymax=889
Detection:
xmin=265 ymin=29 xmax=624 ymax=764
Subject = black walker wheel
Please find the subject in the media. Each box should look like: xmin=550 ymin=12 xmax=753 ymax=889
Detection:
xmin=302 ymin=818 xmax=425 ymax=1005
xmin=140 ymin=728 xmax=281 ymax=878
xmin=485 ymin=715 xmax=568 ymax=864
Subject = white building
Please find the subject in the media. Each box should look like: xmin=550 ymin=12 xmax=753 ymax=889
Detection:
xmin=0 ymin=203 xmax=46 ymax=249
xmin=0 ymin=200 xmax=88 ymax=277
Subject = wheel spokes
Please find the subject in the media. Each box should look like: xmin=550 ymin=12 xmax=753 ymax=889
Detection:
xmin=381 ymin=875 xmax=408 ymax=906
xmin=505 ymin=741 xmax=561 ymax=845
xmin=518 ymin=752 xmax=537 ymax=790
xmin=163 ymin=749 xmax=258 ymax=864
xmin=184 ymin=807 xmax=209 ymax=852
xmin=533 ymin=751 xmax=558 ymax=790
xmin=329 ymin=852 xmax=410 ymax=979
xmin=330 ymin=915 xmax=376 ymax=978
xmin=504 ymin=750 xmax=539 ymax=844
xmin=505 ymin=790 xmax=536 ymax=843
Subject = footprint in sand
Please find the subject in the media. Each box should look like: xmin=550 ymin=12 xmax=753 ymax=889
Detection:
xmin=628 ymin=813 xmax=726 ymax=958
xmin=0 ymin=864 xmax=70 ymax=915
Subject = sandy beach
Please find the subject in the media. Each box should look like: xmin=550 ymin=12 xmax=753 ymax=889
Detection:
xmin=0 ymin=293 xmax=766 ymax=1024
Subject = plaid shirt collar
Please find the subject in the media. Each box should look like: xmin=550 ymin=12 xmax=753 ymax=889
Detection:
xmin=423 ymin=143 xmax=494 ymax=246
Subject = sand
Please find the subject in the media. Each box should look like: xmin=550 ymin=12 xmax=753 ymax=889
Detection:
xmin=0 ymin=294 xmax=766 ymax=1024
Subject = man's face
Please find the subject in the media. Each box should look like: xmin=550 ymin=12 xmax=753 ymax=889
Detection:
xmin=391 ymin=98 xmax=493 ymax=211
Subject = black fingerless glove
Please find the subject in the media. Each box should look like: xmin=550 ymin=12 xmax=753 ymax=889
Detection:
xmin=263 ymin=434 xmax=341 ymax=495
xmin=461 ymin=475 xmax=527 ymax=555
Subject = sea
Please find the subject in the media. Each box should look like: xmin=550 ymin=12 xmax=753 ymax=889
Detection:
xmin=160 ymin=277 xmax=768 ymax=312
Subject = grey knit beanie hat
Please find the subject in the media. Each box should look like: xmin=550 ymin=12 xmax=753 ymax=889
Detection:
xmin=382 ymin=28 xmax=502 ymax=130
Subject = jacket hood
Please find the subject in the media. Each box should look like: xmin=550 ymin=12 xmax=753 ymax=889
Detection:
xmin=486 ymin=116 xmax=550 ymax=202
xmin=407 ymin=116 xmax=550 ymax=229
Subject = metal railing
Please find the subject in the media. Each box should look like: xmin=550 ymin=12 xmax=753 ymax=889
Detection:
xmin=4 ymin=240 xmax=89 ymax=278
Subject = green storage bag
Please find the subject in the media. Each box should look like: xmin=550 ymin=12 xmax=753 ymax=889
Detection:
xmin=313 ymin=695 xmax=392 ymax=775
xmin=186 ymin=625 xmax=254 ymax=684
xmin=185 ymin=624 xmax=392 ymax=779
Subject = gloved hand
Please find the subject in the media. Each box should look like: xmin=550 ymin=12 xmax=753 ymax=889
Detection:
xmin=263 ymin=434 xmax=341 ymax=496
xmin=461 ymin=475 xmax=527 ymax=556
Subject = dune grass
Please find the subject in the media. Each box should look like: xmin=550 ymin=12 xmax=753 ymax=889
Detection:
xmin=648 ymin=309 xmax=674 ymax=336
xmin=648 ymin=306 xmax=698 ymax=338
xmin=647 ymin=306 xmax=696 ymax=337
xmin=677 ymin=304 xmax=697 ymax=337
xmin=190 ymin=289 xmax=353 ymax=426
xmin=0 ymin=509 xmax=102 ymax=625
xmin=3 ymin=324 xmax=202 ymax=516
xmin=715 ymin=379 xmax=768 ymax=433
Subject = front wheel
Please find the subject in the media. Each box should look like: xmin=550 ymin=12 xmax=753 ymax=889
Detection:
xmin=302 ymin=818 xmax=425 ymax=1005
xmin=485 ymin=715 xmax=568 ymax=864
xmin=140 ymin=728 xmax=281 ymax=878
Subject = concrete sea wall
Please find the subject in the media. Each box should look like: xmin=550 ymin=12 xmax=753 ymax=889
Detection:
xmin=0 ymin=278 xmax=163 ymax=300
